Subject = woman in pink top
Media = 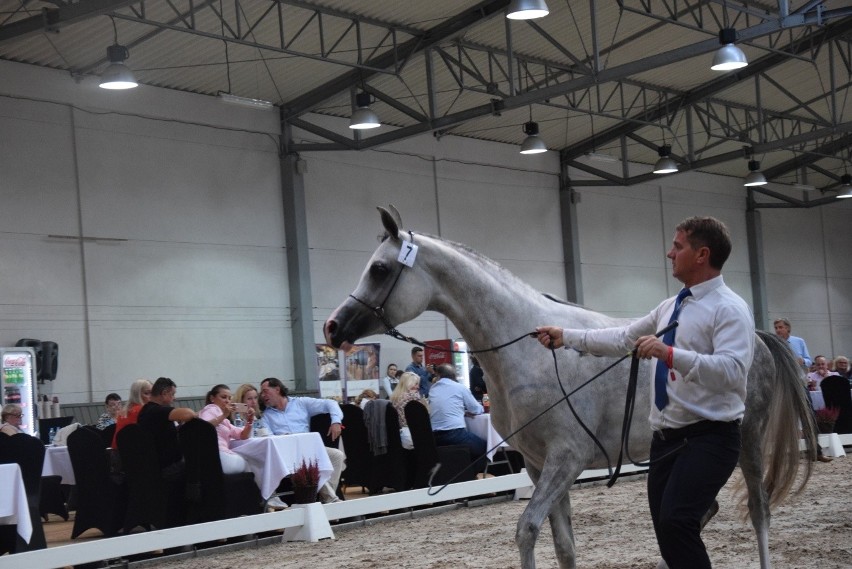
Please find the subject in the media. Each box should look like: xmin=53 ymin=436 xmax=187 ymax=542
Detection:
xmin=198 ymin=384 xmax=254 ymax=474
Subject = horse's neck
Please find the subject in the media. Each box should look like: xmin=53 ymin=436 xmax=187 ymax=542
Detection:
xmin=420 ymin=238 xmax=552 ymax=347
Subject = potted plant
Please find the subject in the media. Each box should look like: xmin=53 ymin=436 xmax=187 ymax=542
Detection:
xmin=815 ymin=406 xmax=840 ymax=434
xmin=291 ymin=458 xmax=320 ymax=504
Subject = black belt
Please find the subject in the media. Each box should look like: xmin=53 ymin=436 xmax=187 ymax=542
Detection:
xmin=654 ymin=419 xmax=740 ymax=441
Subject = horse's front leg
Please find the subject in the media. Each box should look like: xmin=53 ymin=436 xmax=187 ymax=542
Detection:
xmin=548 ymin=491 xmax=576 ymax=567
xmin=517 ymin=458 xmax=584 ymax=569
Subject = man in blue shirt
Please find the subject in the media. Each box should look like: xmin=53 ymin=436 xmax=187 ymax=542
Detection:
xmin=773 ymin=317 xmax=811 ymax=370
xmin=428 ymin=363 xmax=487 ymax=474
xmin=260 ymin=377 xmax=346 ymax=503
xmin=405 ymin=346 xmax=434 ymax=398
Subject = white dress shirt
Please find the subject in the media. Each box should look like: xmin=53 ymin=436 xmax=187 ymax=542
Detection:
xmin=563 ymin=275 xmax=755 ymax=430
xmin=428 ymin=378 xmax=483 ymax=431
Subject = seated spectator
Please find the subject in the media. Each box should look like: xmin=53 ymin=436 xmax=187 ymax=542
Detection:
xmin=94 ymin=392 xmax=122 ymax=430
xmin=234 ymin=383 xmax=262 ymax=419
xmin=198 ymin=384 xmax=252 ymax=474
xmin=355 ymin=389 xmax=378 ymax=410
xmin=832 ymin=356 xmax=851 ymax=384
xmin=390 ymin=371 xmax=428 ymax=449
xmin=428 ymin=363 xmax=487 ymax=473
xmin=380 ymin=363 xmax=399 ymax=399
xmin=137 ymin=377 xmax=197 ymax=478
xmin=260 ymin=377 xmax=346 ymax=503
xmin=469 ymin=357 xmax=487 ymax=402
xmin=1 ymin=403 xmax=23 ymax=436
xmin=807 ymin=355 xmax=840 ymax=390
xmin=112 ymin=379 xmax=152 ymax=448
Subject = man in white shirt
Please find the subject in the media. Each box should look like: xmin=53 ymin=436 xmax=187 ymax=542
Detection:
xmin=537 ymin=216 xmax=754 ymax=569
xmin=260 ymin=377 xmax=345 ymax=503
xmin=428 ymin=363 xmax=487 ymax=474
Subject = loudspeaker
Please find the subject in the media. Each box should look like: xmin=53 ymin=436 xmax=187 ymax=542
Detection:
xmin=40 ymin=341 xmax=59 ymax=381
xmin=15 ymin=338 xmax=43 ymax=379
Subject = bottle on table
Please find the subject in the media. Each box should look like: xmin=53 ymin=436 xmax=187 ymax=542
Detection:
xmin=482 ymin=394 xmax=490 ymax=413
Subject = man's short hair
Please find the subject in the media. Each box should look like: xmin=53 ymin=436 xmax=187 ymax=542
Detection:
xmin=261 ymin=377 xmax=289 ymax=398
xmin=436 ymin=363 xmax=456 ymax=380
xmin=104 ymin=392 xmax=121 ymax=404
xmin=773 ymin=317 xmax=792 ymax=329
xmin=411 ymin=346 xmax=423 ymax=356
xmin=151 ymin=377 xmax=176 ymax=397
xmin=676 ymin=216 xmax=732 ymax=270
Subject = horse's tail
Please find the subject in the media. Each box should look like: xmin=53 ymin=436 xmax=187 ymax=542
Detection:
xmin=755 ymin=330 xmax=817 ymax=509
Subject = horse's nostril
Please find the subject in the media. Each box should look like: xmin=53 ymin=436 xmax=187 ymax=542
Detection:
xmin=325 ymin=320 xmax=338 ymax=337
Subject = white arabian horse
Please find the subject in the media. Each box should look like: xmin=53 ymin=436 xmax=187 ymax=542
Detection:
xmin=324 ymin=206 xmax=817 ymax=569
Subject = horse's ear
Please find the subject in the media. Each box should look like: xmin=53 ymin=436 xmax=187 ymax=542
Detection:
xmin=378 ymin=206 xmax=401 ymax=239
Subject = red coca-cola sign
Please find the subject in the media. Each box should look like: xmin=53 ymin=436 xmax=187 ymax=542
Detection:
xmin=424 ymin=339 xmax=453 ymax=368
xmin=3 ymin=356 xmax=28 ymax=367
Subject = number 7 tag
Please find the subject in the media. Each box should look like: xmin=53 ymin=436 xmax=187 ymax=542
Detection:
xmin=397 ymin=240 xmax=418 ymax=267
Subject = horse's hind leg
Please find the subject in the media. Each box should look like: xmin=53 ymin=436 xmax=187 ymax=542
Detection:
xmin=739 ymin=425 xmax=771 ymax=569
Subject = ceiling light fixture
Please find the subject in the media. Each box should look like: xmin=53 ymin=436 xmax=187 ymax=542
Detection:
xmin=653 ymin=144 xmax=678 ymax=174
xmin=218 ymin=92 xmax=274 ymax=110
xmin=711 ymin=28 xmax=748 ymax=71
xmin=99 ymin=44 xmax=138 ymax=90
xmin=520 ymin=121 xmax=547 ymax=154
xmin=349 ymin=93 xmax=380 ymax=130
xmin=743 ymin=160 xmax=767 ymax=186
xmin=506 ymin=0 xmax=549 ymax=20
xmin=838 ymin=174 xmax=852 ymax=199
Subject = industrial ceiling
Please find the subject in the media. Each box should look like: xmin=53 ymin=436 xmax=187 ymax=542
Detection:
xmin=1 ymin=0 xmax=851 ymax=207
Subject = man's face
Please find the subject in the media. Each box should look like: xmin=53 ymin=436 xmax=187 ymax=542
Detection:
xmin=160 ymin=386 xmax=176 ymax=405
xmin=666 ymin=230 xmax=702 ymax=286
xmin=774 ymin=321 xmax=791 ymax=339
xmin=413 ymin=351 xmax=423 ymax=365
xmin=106 ymin=399 xmax=123 ymax=417
xmin=814 ymin=357 xmax=829 ymax=376
xmin=260 ymin=382 xmax=281 ymax=407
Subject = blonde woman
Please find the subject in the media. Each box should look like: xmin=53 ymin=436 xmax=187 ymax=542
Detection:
xmin=112 ymin=378 xmax=153 ymax=448
xmin=390 ymin=372 xmax=427 ymax=449
xmin=234 ymin=383 xmax=262 ymax=418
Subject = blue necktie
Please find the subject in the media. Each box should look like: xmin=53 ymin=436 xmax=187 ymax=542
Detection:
xmin=654 ymin=288 xmax=692 ymax=410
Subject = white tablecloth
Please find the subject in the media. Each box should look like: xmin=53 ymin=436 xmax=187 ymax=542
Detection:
xmin=465 ymin=413 xmax=510 ymax=461
xmin=42 ymin=445 xmax=75 ymax=484
xmin=0 ymin=463 xmax=33 ymax=543
xmin=230 ymin=433 xmax=333 ymax=499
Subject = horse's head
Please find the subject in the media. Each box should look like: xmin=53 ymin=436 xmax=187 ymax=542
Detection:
xmin=324 ymin=205 xmax=433 ymax=351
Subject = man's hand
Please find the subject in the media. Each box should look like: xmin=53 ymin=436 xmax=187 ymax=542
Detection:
xmin=635 ymin=335 xmax=668 ymax=361
xmin=328 ymin=422 xmax=343 ymax=441
xmin=536 ymin=326 xmax=565 ymax=349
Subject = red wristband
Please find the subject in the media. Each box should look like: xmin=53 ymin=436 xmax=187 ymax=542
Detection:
xmin=666 ymin=346 xmax=674 ymax=369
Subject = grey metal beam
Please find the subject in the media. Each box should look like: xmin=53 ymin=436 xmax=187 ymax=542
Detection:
xmin=281 ymin=0 xmax=511 ymax=119
xmin=745 ymin=192 xmax=768 ymax=330
xmin=559 ymin=166 xmax=582 ymax=304
xmin=280 ymin=122 xmax=317 ymax=393
xmin=761 ymin=131 xmax=852 ymax=179
xmin=0 ymin=0 xmax=140 ymax=43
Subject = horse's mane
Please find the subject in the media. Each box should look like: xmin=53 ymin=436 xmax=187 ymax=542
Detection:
xmin=406 ymin=230 xmax=585 ymax=308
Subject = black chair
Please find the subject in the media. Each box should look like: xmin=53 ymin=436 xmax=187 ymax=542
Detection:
xmin=309 ymin=412 xmax=335 ymax=447
xmin=38 ymin=474 xmax=69 ymax=521
xmin=821 ymin=376 xmax=852 ymax=434
xmin=0 ymin=433 xmax=47 ymax=553
xmin=339 ymin=404 xmax=372 ymax=492
xmin=404 ymin=402 xmax=474 ymax=488
xmin=99 ymin=423 xmax=117 ymax=448
xmin=66 ymin=426 xmax=127 ymax=538
xmin=178 ymin=418 xmax=262 ymax=523
xmin=117 ymin=424 xmax=184 ymax=532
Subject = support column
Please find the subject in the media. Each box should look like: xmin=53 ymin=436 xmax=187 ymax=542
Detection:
xmin=746 ymin=189 xmax=768 ymax=331
xmin=559 ymin=155 xmax=583 ymax=304
xmin=281 ymin=122 xmax=317 ymax=393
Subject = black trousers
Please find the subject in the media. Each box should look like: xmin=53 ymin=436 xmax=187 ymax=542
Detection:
xmin=648 ymin=420 xmax=741 ymax=569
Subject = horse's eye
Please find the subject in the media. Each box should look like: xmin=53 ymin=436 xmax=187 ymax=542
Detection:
xmin=369 ymin=263 xmax=389 ymax=279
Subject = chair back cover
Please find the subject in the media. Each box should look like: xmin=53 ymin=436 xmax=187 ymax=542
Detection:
xmin=67 ymin=426 xmax=126 ymax=538
xmin=339 ymin=404 xmax=372 ymax=489
xmin=117 ymin=423 xmax=174 ymax=531
xmin=403 ymin=402 xmax=474 ymax=487
xmin=0 ymin=433 xmax=47 ymax=551
xmin=309 ymin=412 xmax=335 ymax=447
xmin=821 ymin=376 xmax=852 ymax=434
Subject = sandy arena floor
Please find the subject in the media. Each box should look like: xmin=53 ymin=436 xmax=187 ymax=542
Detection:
xmin=152 ymin=457 xmax=850 ymax=568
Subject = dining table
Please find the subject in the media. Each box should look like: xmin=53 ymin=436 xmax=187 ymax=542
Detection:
xmin=465 ymin=413 xmax=511 ymax=461
xmin=230 ymin=432 xmax=333 ymax=499
xmin=0 ymin=463 xmax=33 ymax=544
xmin=42 ymin=445 xmax=75 ymax=484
